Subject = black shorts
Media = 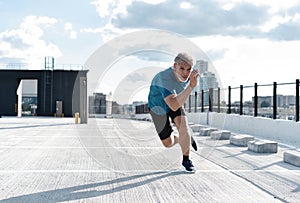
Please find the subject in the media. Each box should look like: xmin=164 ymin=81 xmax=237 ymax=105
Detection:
xmin=149 ymin=107 xmax=186 ymax=140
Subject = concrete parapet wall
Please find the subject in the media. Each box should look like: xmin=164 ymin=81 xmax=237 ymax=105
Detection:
xmin=187 ymin=112 xmax=300 ymax=149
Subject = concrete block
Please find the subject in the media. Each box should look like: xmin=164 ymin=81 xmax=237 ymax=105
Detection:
xmin=247 ymin=140 xmax=278 ymax=153
xmin=199 ymin=127 xmax=218 ymax=136
xmin=210 ymin=130 xmax=231 ymax=140
xmin=284 ymin=150 xmax=300 ymax=167
xmin=230 ymin=134 xmax=255 ymax=147
xmin=190 ymin=124 xmax=206 ymax=132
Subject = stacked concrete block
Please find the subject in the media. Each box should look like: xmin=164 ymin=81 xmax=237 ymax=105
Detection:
xmin=230 ymin=134 xmax=255 ymax=147
xmin=189 ymin=124 xmax=206 ymax=132
xmin=284 ymin=150 xmax=300 ymax=167
xmin=247 ymin=140 xmax=278 ymax=153
xmin=210 ymin=130 xmax=231 ymax=140
xmin=199 ymin=127 xmax=218 ymax=136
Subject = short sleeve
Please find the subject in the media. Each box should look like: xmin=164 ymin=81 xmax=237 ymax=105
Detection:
xmin=156 ymin=74 xmax=176 ymax=99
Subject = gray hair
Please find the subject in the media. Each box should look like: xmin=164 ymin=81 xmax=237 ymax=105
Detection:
xmin=174 ymin=52 xmax=194 ymax=67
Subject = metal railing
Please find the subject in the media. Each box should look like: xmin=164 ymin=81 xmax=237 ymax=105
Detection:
xmin=0 ymin=63 xmax=83 ymax=71
xmin=0 ymin=63 xmax=29 ymax=70
xmin=186 ymin=79 xmax=300 ymax=122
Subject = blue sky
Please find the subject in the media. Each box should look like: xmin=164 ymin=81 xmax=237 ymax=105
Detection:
xmin=1 ymin=0 xmax=300 ymax=102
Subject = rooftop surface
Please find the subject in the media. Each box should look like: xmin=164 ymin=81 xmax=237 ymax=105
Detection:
xmin=0 ymin=117 xmax=299 ymax=203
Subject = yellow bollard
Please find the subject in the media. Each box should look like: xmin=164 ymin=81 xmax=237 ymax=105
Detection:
xmin=75 ymin=112 xmax=79 ymax=124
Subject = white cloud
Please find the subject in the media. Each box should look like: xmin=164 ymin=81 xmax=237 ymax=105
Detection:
xmin=89 ymin=0 xmax=135 ymax=43
xmin=111 ymin=0 xmax=270 ymax=38
xmin=291 ymin=13 xmax=300 ymax=24
xmin=81 ymin=0 xmax=300 ymax=102
xmin=112 ymin=0 xmax=133 ymax=16
xmin=81 ymin=22 xmax=136 ymax=43
xmin=191 ymin=35 xmax=300 ymax=88
xmin=64 ymin=22 xmax=73 ymax=31
xmin=90 ymin=0 xmax=117 ymax=18
xmin=180 ymin=2 xmax=192 ymax=9
xmin=70 ymin=31 xmax=77 ymax=39
xmin=0 ymin=16 xmax=62 ymax=68
xmin=216 ymin=0 xmax=300 ymax=14
xmin=260 ymin=15 xmax=292 ymax=32
xmin=64 ymin=22 xmax=77 ymax=39
xmin=107 ymin=0 xmax=300 ymax=41
xmin=222 ymin=3 xmax=235 ymax=11
xmin=136 ymin=0 xmax=166 ymax=5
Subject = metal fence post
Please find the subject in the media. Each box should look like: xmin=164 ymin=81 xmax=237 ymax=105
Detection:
xmin=218 ymin=87 xmax=220 ymax=113
xmin=201 ymin=89 xmax=204 ymax=112
xmin=296 ymin=79 xmax=299 ymax=122
xmin=209 ymin=88 xmax=213 ymax=112
xmin=195 ymin=91 xmax=197 ymax=113
xmin=273 ymin=82 xmax=277 ymax=119
xmin=228 ymin=86 xmax=231 ymax=114
xmin=254 ymin=83 xmax=258 ymax=117
xmin=240 ymin=85 xmax=243 ymax=115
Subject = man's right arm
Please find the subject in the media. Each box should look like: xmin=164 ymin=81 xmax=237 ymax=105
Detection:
xmin=164 ymin=69 xmax=199 ymax=111
xmin=164 ymin=85 xmax=193 ymax=111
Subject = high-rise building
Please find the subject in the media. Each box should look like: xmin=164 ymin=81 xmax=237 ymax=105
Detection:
xmin=89 ymin=93 xmax=106 ymax=114
xmin=194 ymin=60 xmax=219 ymax=107
xmin=194 ymin=59 xmax=218 ymax=91
xmin=194 ymin=60 xmax=208 ymax=73
xmin=199 ymin=72 xmax=219 ymax=91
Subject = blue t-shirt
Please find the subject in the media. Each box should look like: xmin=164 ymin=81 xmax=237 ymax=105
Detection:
xmin=148 ymin=67 xmax=188 ymax=115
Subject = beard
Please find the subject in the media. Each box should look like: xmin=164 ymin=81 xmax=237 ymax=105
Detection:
xmin=175 ymin=72 xmax=189 ymax=82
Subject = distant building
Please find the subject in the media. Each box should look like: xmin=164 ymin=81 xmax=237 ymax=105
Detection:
xmin=88 ymin=92 xmax=121 ymax=115
xmin=89 ymin=93 xmax=106 ymax=114
xmin=133 ymin=101 xmax=149 ymax=114
xmin=185 ymin=59 xmax=219 ymax=108
xmin=119 ymin=104 xmax=134 ymax=115
xmin=199 ymin=71 xmax=219 ymax=106
xmin=199 ymin=71 xmax=218 ymax=90
xmin=112 ymin=101 xmax=120 ymax=114
xmin=194 ymin=60 xmax=208 ymax=73
xmin=253 ymin=95 xmax=296 ymax=108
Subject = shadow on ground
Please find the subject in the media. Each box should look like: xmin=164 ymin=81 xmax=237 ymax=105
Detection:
xmin=0 ymin=170 xmax=186 ymax=203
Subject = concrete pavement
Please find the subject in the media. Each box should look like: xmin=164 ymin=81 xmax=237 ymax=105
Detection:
xmin=0 ymin=117 xmax=299 ymax=202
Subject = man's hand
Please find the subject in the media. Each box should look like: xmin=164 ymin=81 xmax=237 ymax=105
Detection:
xmin=189 ymin=69 xmax=199 ymax=88
xmin=165 ymin=69 xmax=199 ymax=112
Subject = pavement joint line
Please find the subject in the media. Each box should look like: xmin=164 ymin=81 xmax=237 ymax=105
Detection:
xmin=0 ymin=146 xmax=242 ymax=149
xmin=0 ymin=146 xmax=166 ymax=149
xmin=0 ymin=169 xmax=296 ymax=173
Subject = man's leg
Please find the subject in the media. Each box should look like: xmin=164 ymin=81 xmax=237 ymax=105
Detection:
xmin=161 ymin=134 xmax=179 ymax=148
xmin=149 ymin=110 xmax=178 ymax=148
xmin=173 ymin=115 xmax=195 ymax=172
xmin=173 ymin=115 xmax=190 ymax=156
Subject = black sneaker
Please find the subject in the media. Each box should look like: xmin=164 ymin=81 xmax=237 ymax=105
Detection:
xmin=191 ymin=135 xmax=197 ymax=151
xmin=182 ymin=159 xmax=195 ymax=173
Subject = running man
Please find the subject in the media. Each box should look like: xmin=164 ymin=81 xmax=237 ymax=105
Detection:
xmin=148 ymin=52 xmax=199 ymax=172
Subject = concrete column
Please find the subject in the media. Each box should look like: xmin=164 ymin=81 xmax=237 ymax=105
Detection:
xmin=106 ymin=92 xmax=112 ymax=117
xmin=80 ymin=77 xmax=87 ymax=124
